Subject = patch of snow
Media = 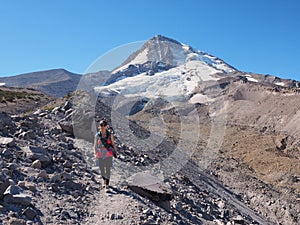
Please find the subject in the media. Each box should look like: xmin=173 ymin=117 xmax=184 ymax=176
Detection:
xmin=275 ymin=82 xmax=285 ymax=86
xmin=245 ymin=75 xmax=258 ymax=83
xmin=0 ymin=83 xmax=5 ymax=86
xmin=169 ymin=45 xmax=187 ymax=65
xmin=112 ymin=48 xmax=149 ymax=73
xmin=197 ymin=51 xmax=235 ymax=73
xmin=283 ymin=93 xmax=296 ymax=96
xmin=182 ymin=44 xmax=190 ymax=51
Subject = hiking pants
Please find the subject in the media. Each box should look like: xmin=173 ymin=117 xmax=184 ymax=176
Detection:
xmin=98 ymin=157 xmax=112 ymax=185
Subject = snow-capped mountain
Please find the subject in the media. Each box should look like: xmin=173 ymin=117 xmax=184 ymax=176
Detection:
xmin=113 ymin=35 xmax=235 ymax=74
xmin=95 ymin=35 xmax=236 ymax=100
xmin=93 ymin=35 xmax=300 ymax=112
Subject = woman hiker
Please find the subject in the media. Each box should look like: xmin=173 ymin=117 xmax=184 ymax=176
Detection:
xmin=94 ymin=119 xmax=118 ymax=191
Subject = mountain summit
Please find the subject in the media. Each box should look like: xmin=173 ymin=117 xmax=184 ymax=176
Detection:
xmin=97 ymin=35 xmax=237 ymax=98
xmin=113 ymin=35 xmax=236 ymax=74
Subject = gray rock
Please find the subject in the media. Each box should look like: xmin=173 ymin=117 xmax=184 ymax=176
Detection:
xmin=60 ymin=210 xmax=71 ymax=220
xmin=3 ymin=193 xmax=32 ymax=206
xmin=8 ymin=218 xmax=26 ymax=225
xmin=31 ymin=159 xmax=42 ymax=169
xmin=51 ymin=106 xmax=61 ymax=114
xmin=7 ymin=163 xmax=18 ymax=170
xmin=173 ymin=202 xmax=183 ymax=211
xmin=217 ymin=200 xmax=226 ymax=209
xmin=2 ymin=148 xmax=11 ymax=157
xmin=22 ymin=206 xmax=38 ymax=220
xmin=117 ymin=214 xmax=123 ymax=220
xmin=0 ymin=136 xmax=15 ymax=147
xmin=1 ymin=168 xmax=10 ymax=175
xmin=233 ymin=215 xmax=245 ymax=224
xmin=127 ymin=172 xmax=173 ymax=211
xmin=28 ymin=176 xmax=35 ymax=182
xmin=62 ymin=180 xmax=82 ymax=191
xmin=143 ymin=208 xmax=152 ymax=215
xmin=4 ymin=185 xmax=24 ymax=195
xmin=58 ymin=121 xmax=73 ymax=134
xmin=63 ymin=101 xmax=72 ymax=111
xmin=51 ymin=172 xmax=73 ymax=183
xmin=110 ymin=213 xmax=116 ymax=220
xmin=22 ymin=146 xmax=51 ymax=167
xmin=37 ymin=170 xmax=48 ymax=179
xmin=0 ymin=204 xmax=6 ymax=213
xmin=0 ymin=175 xmax=10 ymax=200
xmin=19 ymin=131 xmax=36 ymax=140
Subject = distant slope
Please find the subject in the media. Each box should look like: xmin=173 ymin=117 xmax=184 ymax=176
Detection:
xmin=0 ymin=86 xmax=55 ymax=114
xmin=0 ymin=69 xmax=82 ymax=97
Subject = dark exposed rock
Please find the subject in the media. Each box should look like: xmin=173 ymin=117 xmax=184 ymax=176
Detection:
xmin=58 ymin=120 xmax=74 ymax=134
xmin=22 ymin=206 xmax=38 ymax=220
xmin=3 ymin=193 xmax=32 ymax=206
xmin=127 ymin=172 xmax=173 ymax=211
xmin=0 ymin=174 xmax=10 ymax=200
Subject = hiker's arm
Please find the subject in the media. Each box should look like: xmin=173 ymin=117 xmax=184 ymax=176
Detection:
xmin=110 ymin=134 xmax=119 ymax=155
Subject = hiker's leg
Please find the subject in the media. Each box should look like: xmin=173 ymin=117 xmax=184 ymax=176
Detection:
xmin=105 ymin=157 xmax=113 ymax=185
xmin=98 ymin=160 xmax=106 ymax=182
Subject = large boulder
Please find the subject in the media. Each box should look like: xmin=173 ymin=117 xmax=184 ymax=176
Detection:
xmin=3 ymin=185 xmax=32 ymax=206
xmin=126 ymin=172 xmax=174 ymax=211
xmin=58 ymin=120 xmax=74 ymax=134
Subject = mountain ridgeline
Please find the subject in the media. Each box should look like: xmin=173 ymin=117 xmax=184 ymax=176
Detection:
xmin=0 ymin=69 xmax=81 ymax=98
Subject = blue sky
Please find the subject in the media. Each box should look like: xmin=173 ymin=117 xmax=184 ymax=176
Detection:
xmin=0 ymin=0 xmax=300 ymax=80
